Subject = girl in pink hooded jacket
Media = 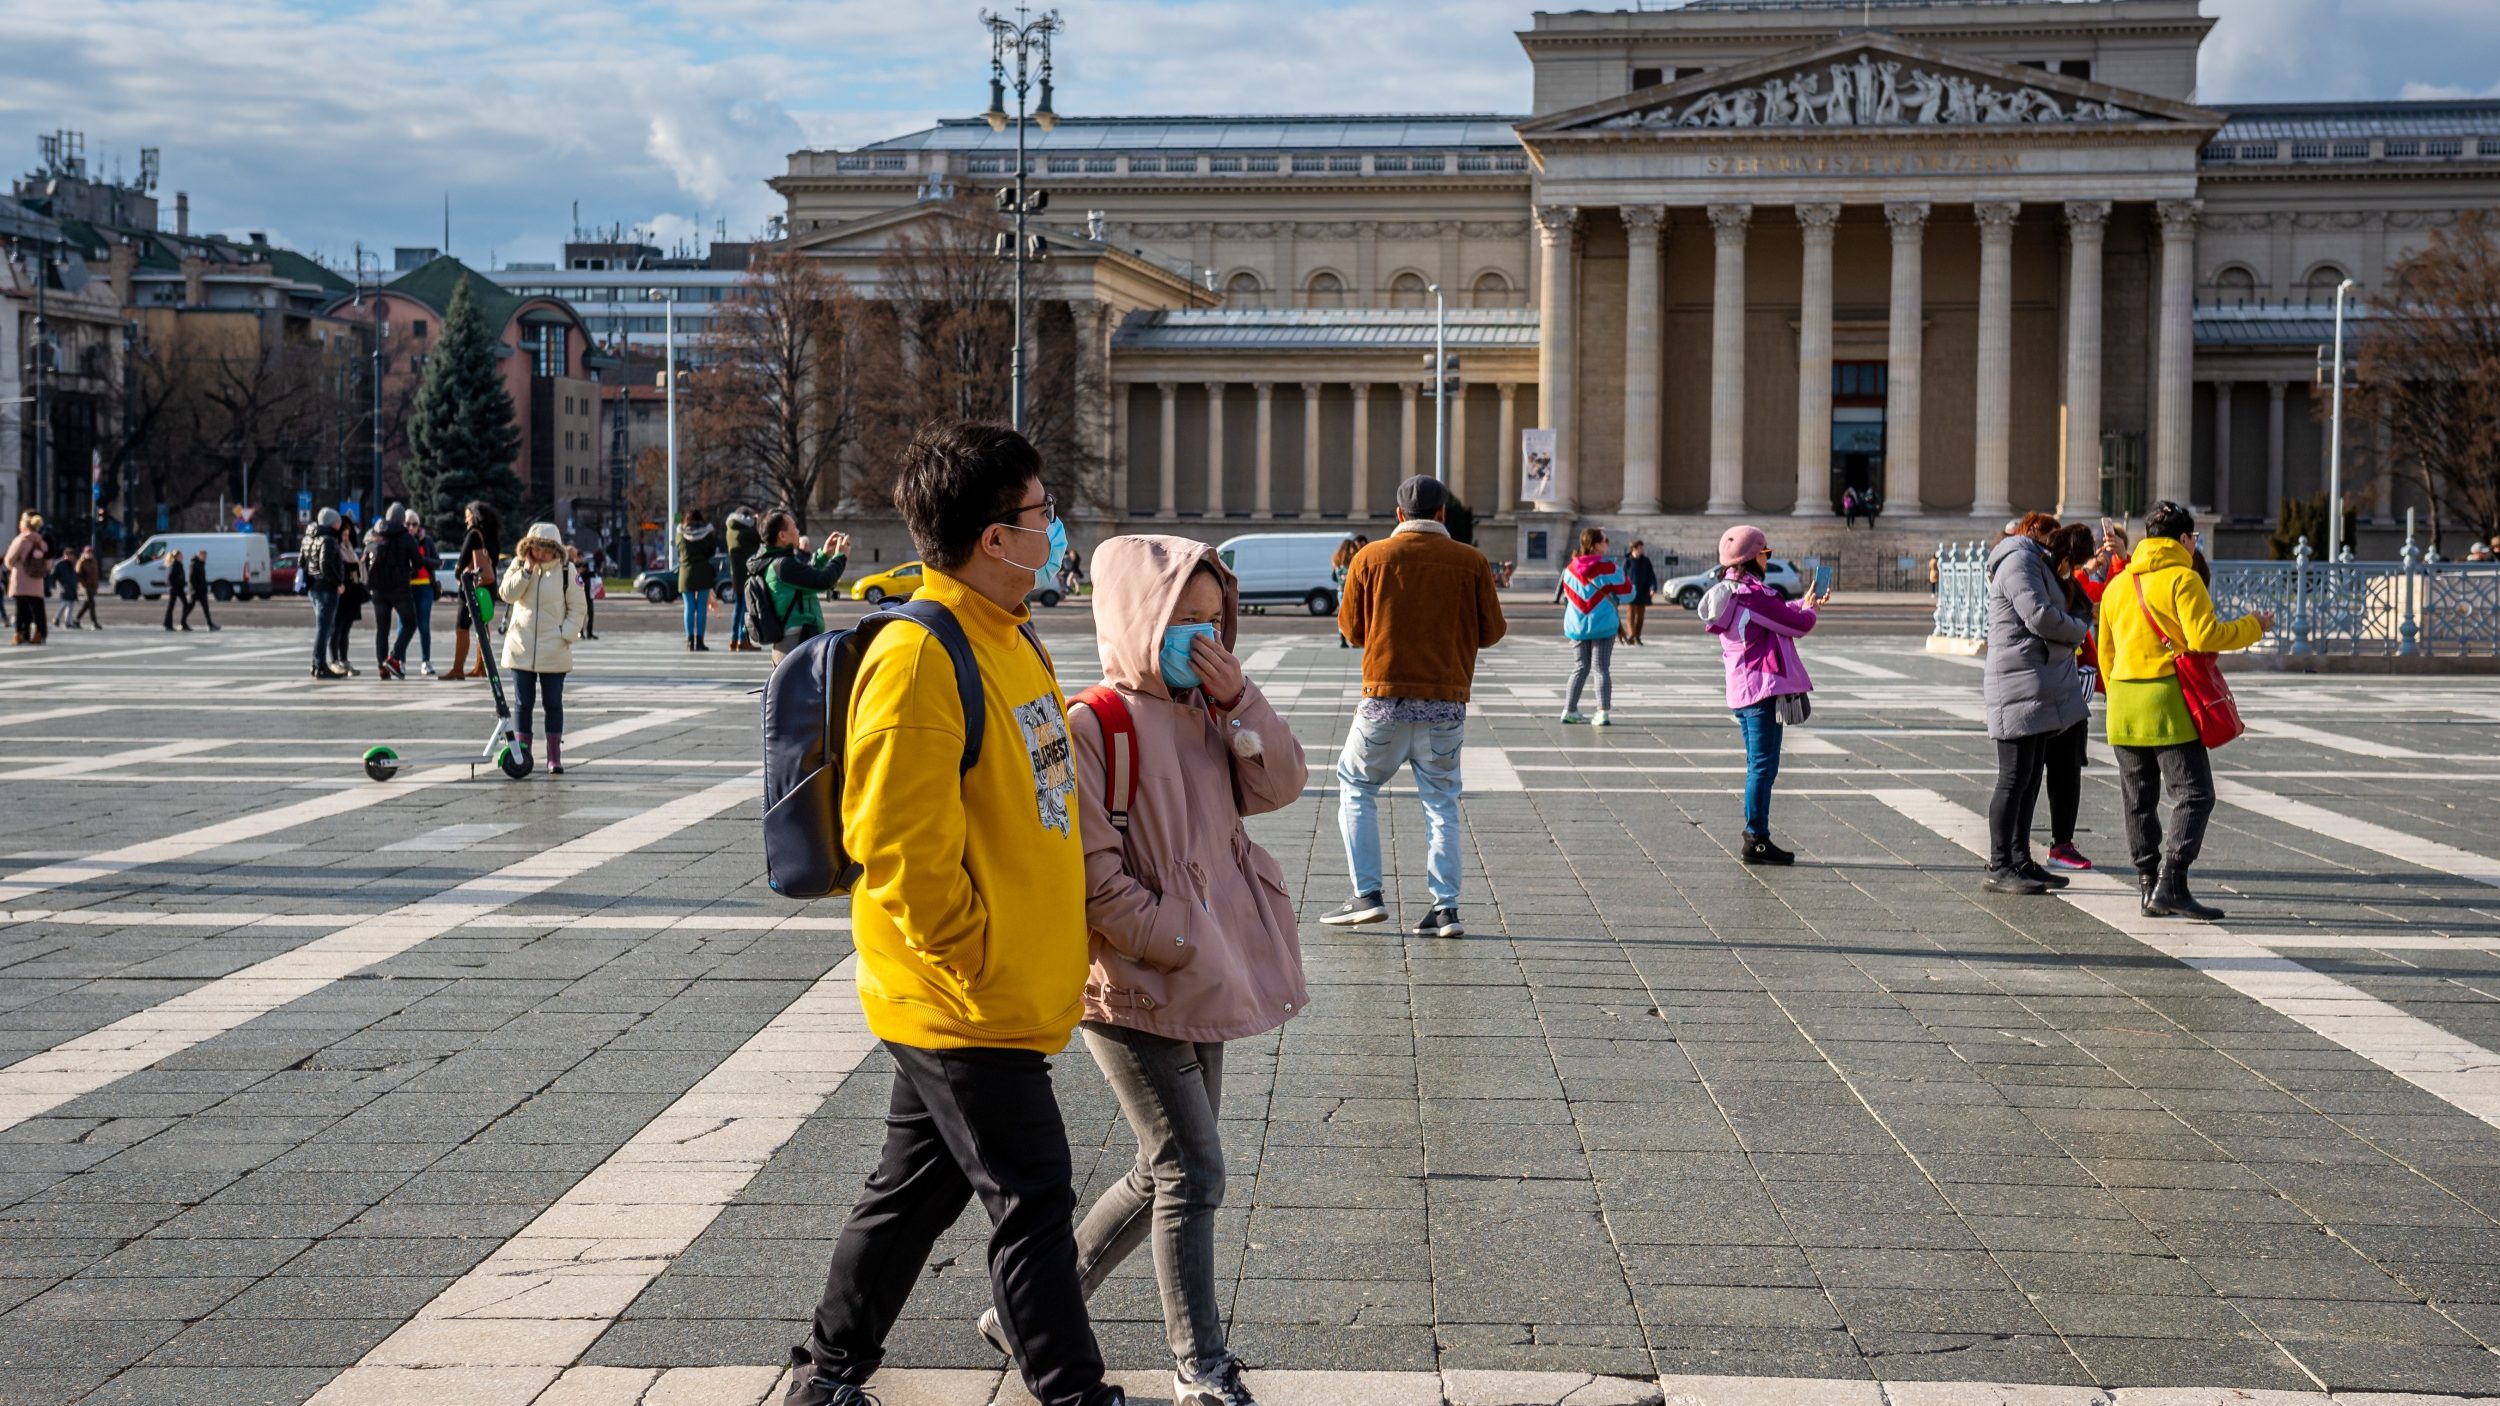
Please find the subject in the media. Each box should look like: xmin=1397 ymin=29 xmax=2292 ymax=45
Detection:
xmin=977 ymin=533 xmax=1306 ymax=1406
xmin=1697 ymin=523 xmax=1826 ymax=867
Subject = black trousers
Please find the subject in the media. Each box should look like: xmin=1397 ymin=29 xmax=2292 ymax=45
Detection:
xmin=2115 ymin=741 xmax=2215 ymax=877
xmin=11 ymin=595 xmax=38 ymax=641
xmin=1987 ymin=731 xmax=2053 ymax=870
xmin=163 ymin=589 xmax=185 ymax=628
xmin=2044 ymin=718 xmax=2089 ymax=846
xmin=796 ymin=1042 xmax=1111 ymax=1406
xmin=373 ymin=589 xmax=416 ymax=665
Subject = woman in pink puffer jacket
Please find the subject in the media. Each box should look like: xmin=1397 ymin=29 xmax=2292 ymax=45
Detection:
xmin=1698 ymin=523 xmax=1828 ymax=867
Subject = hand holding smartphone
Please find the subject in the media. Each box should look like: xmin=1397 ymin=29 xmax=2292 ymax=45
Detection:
xmin=1812 ymin=561 xmax=1836 ymax=599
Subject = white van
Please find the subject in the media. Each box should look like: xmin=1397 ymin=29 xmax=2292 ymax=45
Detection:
xmin=1217 ymin=531 xmax=1355 ymax=616
xmin=111 ymin=533 xmax=274 ymax=601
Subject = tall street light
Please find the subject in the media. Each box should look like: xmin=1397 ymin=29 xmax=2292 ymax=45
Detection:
xmin=652 ymin=287 xmax=679 ymax=568
xmin=981 ymin=5 xmax=1060 ymax=434
xmin=2327 ymin=277 xmax=2356 ymax=563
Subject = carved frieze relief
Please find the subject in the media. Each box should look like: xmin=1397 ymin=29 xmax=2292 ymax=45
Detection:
xmin=1600 ymin=54 xmax=2141 ymax=130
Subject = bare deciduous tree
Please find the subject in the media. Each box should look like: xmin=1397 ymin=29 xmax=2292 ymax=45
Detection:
xmin=2355 ymin=209 xmax=2500 ymax=545
xmin=684 ymin=249 xmax=863 ymax=530
xmin=131 ymin=316 xmax=348 ymax=530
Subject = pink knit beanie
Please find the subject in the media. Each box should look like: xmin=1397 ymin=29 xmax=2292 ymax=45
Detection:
xmin=1718 ymin=524 xmax=1769 ymax=567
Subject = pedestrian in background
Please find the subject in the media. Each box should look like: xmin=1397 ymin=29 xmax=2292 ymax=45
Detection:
xmin=1699 ymin=524 xmax=1826 ymax=867
xmin=6 ymin=512 xmax=46 ymax=645
xmin=48 ymin=551 xmax=77 ymax=631
xmin=1621 ymin=539 xmax=1659 ymax=645
xmin=569 ymin=545 xmax=599 ymax=640
xmin=755 ymin=515 xmax=847 ymax=663
xmin=330 ymin=517 xmax=362 ymax=671
xmin=303 ymin=508 xmax=346 ymax=679
xmin=1980 ymin=513 xmax=2091 ymax=895
xmin=74 ymin=547 xmax=100 ymax=629
xmin=445 ymin=501 xmax=499 ymax=680
xmin=366 ymin=504 xmax=417 ymax=678
xmin=2099 ymin=501 xmax=2273 ymax=921
xmin=2042 ymin=523 xmax=2104 ymax=873
xmin=499 ymin=523 xmax=584 ymax=775
xmin=407 ymin=516 xmax=439 ymax=673
xmin=160 ymin=537 xmax=188 ymax=632
xmin=724 ymin=505 xmax=760 ymax=651
xmin=677 ymin=507 xmax=717 ymax=651
xmin=1325 ymin=476 xmax=1506 ymax=939
xmin=185 ymin=550 xmax=218 ymax=632
xmin=781 ymin=423 xmax=1123 ymax=1406
xmin=1329 ymin=535 xmax=1365 ymax=649
xmin=1560 ymin=526 xmax=1629 ymax=726
xmin=1007 ymin=533 xmax=1307 ymax=1406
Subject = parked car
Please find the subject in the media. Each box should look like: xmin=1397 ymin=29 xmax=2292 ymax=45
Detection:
xmin=1217 ymin=531 xmax=1349 ymax=616
xmin=1665 ymin=556 xmax=1804 ymax=609
xmin=633 ymin=552 xmax=734 ymax=604
xmin=849 ymin=561 xmax=926 ymax=605
xmin=110 ymin=532 xmax=274 ymax=601
xmin=271 ymin=552 xmax=300 ymax=594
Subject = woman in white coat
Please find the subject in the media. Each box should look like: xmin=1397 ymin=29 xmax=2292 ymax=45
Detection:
xmin=499 ymin=522 xmax=585 ymax=775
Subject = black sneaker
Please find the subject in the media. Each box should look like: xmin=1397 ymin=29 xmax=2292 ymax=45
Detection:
xmin=1321 ymin=893 xmax=1388 ymax=926
xmin=1983 ymin=866 xmax=2051 ymax=896
xmin=1740 ymin=835 xmax=1795 ymax=866
xmin=2015 ymin=859 xmax=2069 ymax=890
xmin=1414 ymin=907 xmax=1463 ymax=938
xmin=781 ymin=1371 xmax=876 ymax=1406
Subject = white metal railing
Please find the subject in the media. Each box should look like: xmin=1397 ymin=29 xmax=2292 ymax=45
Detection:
xmin=1929 ymin=534 xmax=2500 ymax=659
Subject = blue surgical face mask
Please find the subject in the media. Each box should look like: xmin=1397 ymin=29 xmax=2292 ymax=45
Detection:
xmin=1159 ymin=622 xmax=1218 ymax=692
xmin=999 ymin=514 xmax=1067 ymax=590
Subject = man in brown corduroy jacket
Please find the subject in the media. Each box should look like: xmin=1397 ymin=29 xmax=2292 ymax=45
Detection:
xmin=1323 ymin=475 xmax=1507 ymax=940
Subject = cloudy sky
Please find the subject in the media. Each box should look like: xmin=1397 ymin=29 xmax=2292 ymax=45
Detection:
xmin=2 ymin=0 xmax=2494 ymax=270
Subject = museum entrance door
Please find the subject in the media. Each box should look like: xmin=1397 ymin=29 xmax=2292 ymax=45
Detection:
xmin=1830 ymin=361 xmax=1888 ymax=515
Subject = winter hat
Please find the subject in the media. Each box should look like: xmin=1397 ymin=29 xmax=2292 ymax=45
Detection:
xmin=385 ymin=503 xmax=406 ymax=524
xmin=1717 ymin=524 xmax=1769 ymax=567
xmin=318 ymin=507 xmax=341 ymax=529
xmin=520 ymin=522 xmax=565 ymax=551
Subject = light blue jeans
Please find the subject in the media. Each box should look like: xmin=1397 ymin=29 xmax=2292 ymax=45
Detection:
xmin=682 ymin=588 xmax=710 ymax=638
xmin=1336 ymin=713 xmax=1466 ymax=909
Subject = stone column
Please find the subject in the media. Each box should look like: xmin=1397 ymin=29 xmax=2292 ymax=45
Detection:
xmin=1706 ymin=203 xmax=1752 ymax=513
xmin=1399 ymin=381 xmax=1420 ymax=488
xmin=1793 ymin=202 xmax=1842 ymax=517
xmin=2213 ymin=381 xmax=2235 ymax=521
xmin=1157 ymin=382 xmax=1178 ymax=517
xmin=1109 ymin=380 xmax=1131 ymax=519
xmin=1497 ymin=382 xmax=1519 ymax=513
xmin=1534 ymin=204 xmax=1580 ymax=510
xmin=1884 ymin=202 xmax=1928 ymax=514
xmin=1450 ymin=383 xmax=1471 ymax=502
xmin=1619 ymin=205 xmax=1667 ymax=514
xmin=2267 ymin=379 xmax=2288 ymax=518
xmin=1300 ymin=382 xmax=1324 ymax=520
xmin=2060 ymin=200 xmax=2110 ymax=521
xmin=1970 ymin=200 xmax=2020 ymax=519
xmin=2154 ymin=199 xmax=2202 ymax=508
xmin=1253 ymin=381 xmax=1276 ymax=517
xmin=1204 ymin=381 xmax=1227 ymax=517
xmin=1351 ymin=383 xmax=1372 ymax=519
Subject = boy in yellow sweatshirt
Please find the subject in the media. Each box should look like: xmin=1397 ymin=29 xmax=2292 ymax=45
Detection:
xmin=786 ymin=424 xmax=1124 ymax=1406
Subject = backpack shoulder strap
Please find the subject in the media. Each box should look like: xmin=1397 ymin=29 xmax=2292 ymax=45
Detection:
xmin=885 ymin=600 xmax=986 ymax=774
xmin=1069 ymin=685 xmax=1139 ymax=832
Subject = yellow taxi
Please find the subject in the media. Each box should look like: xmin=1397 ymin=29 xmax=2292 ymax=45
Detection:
xmin=849 ymin=561 xmax=928 ymax=604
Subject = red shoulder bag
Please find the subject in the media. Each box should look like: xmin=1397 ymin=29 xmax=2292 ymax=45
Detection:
xmin=2129 ymin=573 xmax=2244 ymax=749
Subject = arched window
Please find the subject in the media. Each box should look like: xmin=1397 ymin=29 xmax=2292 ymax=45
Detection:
xmin=2306 ymin=262 xmax=2351 ymax=295
xmin=1389 ymin=271 xmax=1432 ymax=309
xmin=1303 ymin=270 xmax=1346 ymax=309
xmin=1470 ymin=269 xmax=1515 ymax=308
xmin=1223 ymin=270 xmax=1266 ymax=307
xmin=2213 ymin=264 xmax=2258 ymax=296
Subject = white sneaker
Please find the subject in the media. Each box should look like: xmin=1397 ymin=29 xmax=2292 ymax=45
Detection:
xmin=1559 ymin=711 xmax=1587 ymax=724
xmin=1595 ymin=710 xmax=1612 ymax=727
xmin=420 ymin=661 xmax=436 ymax=676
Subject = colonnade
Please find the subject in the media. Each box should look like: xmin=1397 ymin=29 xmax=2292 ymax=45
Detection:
xmin=1128 ymin=377 xmax=1526 ymax=519
xmin=1529 ymin=195 xmax=2203 ymax=519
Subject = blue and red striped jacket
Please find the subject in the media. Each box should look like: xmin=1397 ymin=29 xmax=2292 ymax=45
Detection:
xmin=1561 ymin=553 xmax=1631 ymax=642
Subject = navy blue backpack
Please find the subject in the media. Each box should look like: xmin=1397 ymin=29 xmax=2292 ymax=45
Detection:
xmin=759 ymin=601 xmax=986 ymax=900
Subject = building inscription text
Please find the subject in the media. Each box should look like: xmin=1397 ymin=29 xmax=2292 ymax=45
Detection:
xmin=1704 ymin=150 xmax=2024 ymax=175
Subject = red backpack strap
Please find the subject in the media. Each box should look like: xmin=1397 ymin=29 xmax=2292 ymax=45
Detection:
xmin=1070 ymin=685 xmax=1140 ymax=833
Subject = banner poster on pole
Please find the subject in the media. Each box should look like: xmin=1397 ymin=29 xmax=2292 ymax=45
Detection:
xmin=1519 ymin=428 xmax=1561 ymax=508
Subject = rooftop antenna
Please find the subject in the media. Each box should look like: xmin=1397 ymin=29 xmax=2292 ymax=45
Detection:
xmin=442 ymin=192 xmax=450 ymax=256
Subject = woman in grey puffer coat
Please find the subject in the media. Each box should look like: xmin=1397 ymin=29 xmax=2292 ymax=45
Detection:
xmin=1981 ymin=514 xmax=2092 ymax=894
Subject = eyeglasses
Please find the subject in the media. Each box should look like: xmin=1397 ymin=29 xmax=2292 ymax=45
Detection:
xmin=988 ymin=493 xmax=1056 ymax=528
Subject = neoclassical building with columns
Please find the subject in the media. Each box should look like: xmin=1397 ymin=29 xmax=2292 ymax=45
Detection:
xmin=776 ymin=0 xmax=2500 ymax=569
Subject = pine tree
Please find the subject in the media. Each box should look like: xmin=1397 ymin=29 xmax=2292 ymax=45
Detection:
xmin=402 ymin=276 xmax=522 ymax=535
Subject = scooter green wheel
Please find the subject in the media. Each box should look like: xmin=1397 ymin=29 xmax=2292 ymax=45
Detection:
xmin=363 ymin=746 xmax=399 ymax=783
xmin=497 ymin=744 xmax=533 ymax=781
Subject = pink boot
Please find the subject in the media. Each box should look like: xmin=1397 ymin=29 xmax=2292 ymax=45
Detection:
xmin=547 ymin=735 xmax=563 ymax=775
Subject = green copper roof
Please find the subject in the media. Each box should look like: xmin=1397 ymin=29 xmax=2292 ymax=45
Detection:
xmin=383 ymin=254 xmax=529 ymax=329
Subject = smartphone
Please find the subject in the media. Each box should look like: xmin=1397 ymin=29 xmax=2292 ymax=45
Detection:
xmin=1813 ymin=562 xmax=1836 ymax=597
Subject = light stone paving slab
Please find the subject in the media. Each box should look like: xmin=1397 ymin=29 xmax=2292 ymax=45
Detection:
xmin=1443 ymin=1369 xmax=1664 ymax=1404
xmin=2213 ymin=776 xmax=2500 ymax=889
xmin=0 ymin=771 xmax=759 ymax=1131
xmin=2242 ymin=719 xmax=2431 ymax=759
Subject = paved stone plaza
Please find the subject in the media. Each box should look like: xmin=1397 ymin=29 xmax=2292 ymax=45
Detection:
xmin=4 ymin=611 xmax=2500 ymax=1406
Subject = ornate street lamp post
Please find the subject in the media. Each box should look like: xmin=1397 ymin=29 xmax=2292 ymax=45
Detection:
xmin=981 ymin=6 xmax=1060 ymax=434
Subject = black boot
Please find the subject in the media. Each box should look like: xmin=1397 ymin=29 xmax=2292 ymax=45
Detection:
xmin=2144 ymin=863 xmax=2224 ymax=922
xmin=1741 ymin=834 xmax=1794 ymax=866
xmin=2135 ymin=869 xmax=2158 ymax=913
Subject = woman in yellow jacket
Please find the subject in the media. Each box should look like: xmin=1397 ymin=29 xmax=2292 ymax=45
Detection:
xmin=2097 ymin=502 xmax=2273 ymax=922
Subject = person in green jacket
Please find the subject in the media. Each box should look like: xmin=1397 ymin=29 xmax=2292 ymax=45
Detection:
xmin=676 ymin=508 xmax=717 ymax=651
xmin=755 ymin=511 xmax=849 ymax=663
xmin=724 ymin=507 xmax=762 ymax=651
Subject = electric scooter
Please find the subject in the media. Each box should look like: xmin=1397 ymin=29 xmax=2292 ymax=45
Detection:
xmin=362 ymin=576 xmax=532 ymax=782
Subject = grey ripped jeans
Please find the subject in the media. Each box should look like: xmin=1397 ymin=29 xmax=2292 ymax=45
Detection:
xmin=1073 ymin=1021 xmax=1233 ymax=1378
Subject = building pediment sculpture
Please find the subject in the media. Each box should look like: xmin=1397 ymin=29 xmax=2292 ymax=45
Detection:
xmin=1601 ymin=54 xmax=2140 ymax=131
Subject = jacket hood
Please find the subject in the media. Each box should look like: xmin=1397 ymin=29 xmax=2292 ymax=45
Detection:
xmin=371 ymin=519 xmax=409 ymax=543
xmin=1090 ymin=534 xmax=1239 ymax=701
xmin=1698 ymin=571 xmax=1776 ymax=637
xmin=679 ymin=522 xmax=715 ymax=542
xmin=1986 ymin=534 xmax=2037 ymax=573
xmin=727 ymin=509 xmax=756 ymax=525
xmin=2129 ymin=537 xmax=2193 ymax=575
xmin=1568 ymin=552 xmax=1613 ymax=576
